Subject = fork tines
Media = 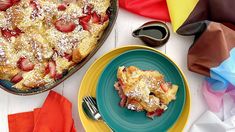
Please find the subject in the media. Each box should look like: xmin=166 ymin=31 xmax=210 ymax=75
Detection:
xmin=83 ymin=96 xmax=98 ymax=113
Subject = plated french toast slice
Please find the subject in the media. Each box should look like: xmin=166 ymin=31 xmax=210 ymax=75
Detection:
xmin=114 ymin=66 xmax=179 ymax=118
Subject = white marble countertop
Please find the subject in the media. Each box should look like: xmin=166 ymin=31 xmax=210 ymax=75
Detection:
xmin=0 ymin=9 xmax=208 ymax=132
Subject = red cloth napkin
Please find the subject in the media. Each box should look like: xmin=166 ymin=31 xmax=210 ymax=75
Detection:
xmin=8 ymin=91 xmax=76 ymax=132
xmin=119 ymin=0 xmax=170 ymax=22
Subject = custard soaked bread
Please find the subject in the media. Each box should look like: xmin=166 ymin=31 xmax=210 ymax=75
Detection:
xmin=114 ymin=66 xmax=178 ymax=118
xmin=0 ymin=0 xmax=110 ymax=90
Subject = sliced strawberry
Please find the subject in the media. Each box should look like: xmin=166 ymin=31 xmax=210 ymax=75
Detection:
xmin=1 ymin=28 xmax=22 ymax=38
xmin=63 ymin=53 xmax=72 ymax=61
xmin=122 ymin=67 xmax=127 ymax=72
xmin=55 ymin=73 xmax=63 ymax=80
xmin=55 ymin=19 xmax=76 ymax=33
xmin=118 ymin=78 xmax=124 ymax=87
xmin=155 ymin=109 xmax=164 ymax=116
xmin=101 ymin=13 xmax=109 ymax=24
xmin=160 ymin=83 xmax=168 ymax=92
xmin=11 ymin=73 xmax=23 ymax=83
xmin=0 ymin=0 xmax=12 ymax=11
xmin=57 ymin=4 xmax=67 ymax=11
xmin=29 ymin=0 xmax=43 ymax=19
xmin=83 ymin=4 xmax=93 ymax=15
xmin=146 ymin=109 xmax=164 ymax=119
xmin=29 ymin=0 xmax=37 ymax=9
xmin=119 ymin=95 xmax=127 ymax=107
xmin=11 ymin=0 xmax=20 ymax=4
xmin=128 ymin=99 xmax=139 ymax=104
xmin=92 ymin=12 xmax=100 ymax=23
xmin=45 ymin=64 xmax=50 ymax=74
xmin=146 ymin=111 xmax=155 ymax=119
xmin=79 ymin=15 xmax=91 ymax=23
xmin=45 ymin=61 xmax=56 ymax=78
xmin=114 ymin=80 xmax=127 ymax=107
xmin=17 ymin=57 xmax=34 ymax=71
xmin=79 ymin=15 xmax=91 ymax=31
xmin=79 ymin=21 xmax=89 ymax=30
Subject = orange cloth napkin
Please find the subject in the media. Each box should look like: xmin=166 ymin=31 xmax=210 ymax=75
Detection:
xmin=119 ymin=0 xmax=170 ymax=22
xmin=8 ymin=91 xmax=76 ymax=132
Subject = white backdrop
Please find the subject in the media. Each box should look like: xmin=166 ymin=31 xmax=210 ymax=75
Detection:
xmin=0 ymin=9 xmax=207 ymax=132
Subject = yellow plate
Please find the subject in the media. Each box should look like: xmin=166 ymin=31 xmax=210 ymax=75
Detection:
xmin=78 ymin=45 xmax=191 ymax=132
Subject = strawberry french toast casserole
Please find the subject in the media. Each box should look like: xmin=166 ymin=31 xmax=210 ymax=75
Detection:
xmin=114 ymin=66 xmax=179 ymax=119
xmin=0 ymin=0 xmax=110 ymax=90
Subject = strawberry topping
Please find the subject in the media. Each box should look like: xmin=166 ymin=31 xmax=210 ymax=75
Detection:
xmin=155 ymin=109 xmax=164 ymax=116
xmin=11 ymin=73 xmax=23 ymax=83
xmin=122 ymin=67 xmax=127 ymax=72
xmin=57 ymin=4 xmax=67 ymax=11
xmin=45 ymin=64 xmax=50 ymax=75
xmin=0 ymin=0 xmax=12 ymax=11
xmin=29 ymin=0 xmax=37 ymax=9
xmin=55 ymin=19 xmax=76 ymax=33
xmin=91 ymin=12 xmax=109 ymax=24
xmin=117 ymin=78 xmax=124 ymax=87
xmin=101 ymin=13 xmax=109 ymax=24
xmin=55 ymin=73 xmax=63 ymax=80
xmin=160 ymin=83 xmax=168 ymax=92
xmin=114 ymin=80 xmax=127 ymax=107
xmin=79 ymin=15 xmax=91 ymax=23
xmin=17 ymin=57 xmax=34 ymax=71
xmin=63 ymin=53 xmax=72 ymax=61
xmin=119 ymin=96 xmax=127 ymax=107
xmin=146 ymin=109 xmax=165 ymax=119
xmin=1 ymin=28 xmax=22 ymax=38
xmin=45 ymin=61 xmax=63 ymax=80
xmin=92 ymin=12 xmax=100 ymax=24
xmin=83 ymin=4 xmax=93 ymax=15
xmin=29 ymin=0 xmax=42 ymax=19
xmin=81 ymin=22 xmax=89 ymax=30
xmin=11 ymin=0 xmax=20 ymax=4
xmin=79 ymin=15 xmax=91 ymax=31
xmin=146 ymin=111 xmax=155 ymax=118
xmin=45 ymin=61 xmax=56 ymax=78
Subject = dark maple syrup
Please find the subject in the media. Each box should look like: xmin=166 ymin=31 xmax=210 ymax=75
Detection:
xmin=135 ymin=26 xmax=167 ymax=40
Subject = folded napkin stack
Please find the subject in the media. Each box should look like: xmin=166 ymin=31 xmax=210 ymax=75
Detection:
xmin=8 ymin=91 xmax=76 ymax=132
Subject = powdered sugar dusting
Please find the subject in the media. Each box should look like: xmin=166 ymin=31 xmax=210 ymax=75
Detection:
xmin=115 ymin=66 xmax=178 ymax=117
xmin=0 ymin=0 xmax=110 ymax=89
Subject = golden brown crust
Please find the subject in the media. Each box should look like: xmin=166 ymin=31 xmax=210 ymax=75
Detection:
xmin=72 ymin=36 xmax=96 ymax=62
xmin=0 ymin=0 xmax=110 ymax=90
xmin=0 ymin=66 xmax=20 ymax=80
xmin=72 ymin=21 xmax=109 ymax=62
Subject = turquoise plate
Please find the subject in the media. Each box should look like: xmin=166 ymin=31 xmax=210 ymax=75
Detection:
xmin=96 ymin=49 xmax=186 ymax=132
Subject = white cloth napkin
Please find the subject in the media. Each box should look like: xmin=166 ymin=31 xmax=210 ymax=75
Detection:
xmin=190 ymin=94 xmax=235 ymax=132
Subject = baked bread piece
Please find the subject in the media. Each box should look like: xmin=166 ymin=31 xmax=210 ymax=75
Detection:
xmin=0 ymin=0 xmax=110 ymax=90
xmin=114 ymin=66 xmax=179 ymax=119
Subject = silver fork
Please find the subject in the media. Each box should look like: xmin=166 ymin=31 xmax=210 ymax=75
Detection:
xmin=83 ymin=96 xmax=102 ymax=120
xmin=82 ymin=96 xmax=113 ymax=131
